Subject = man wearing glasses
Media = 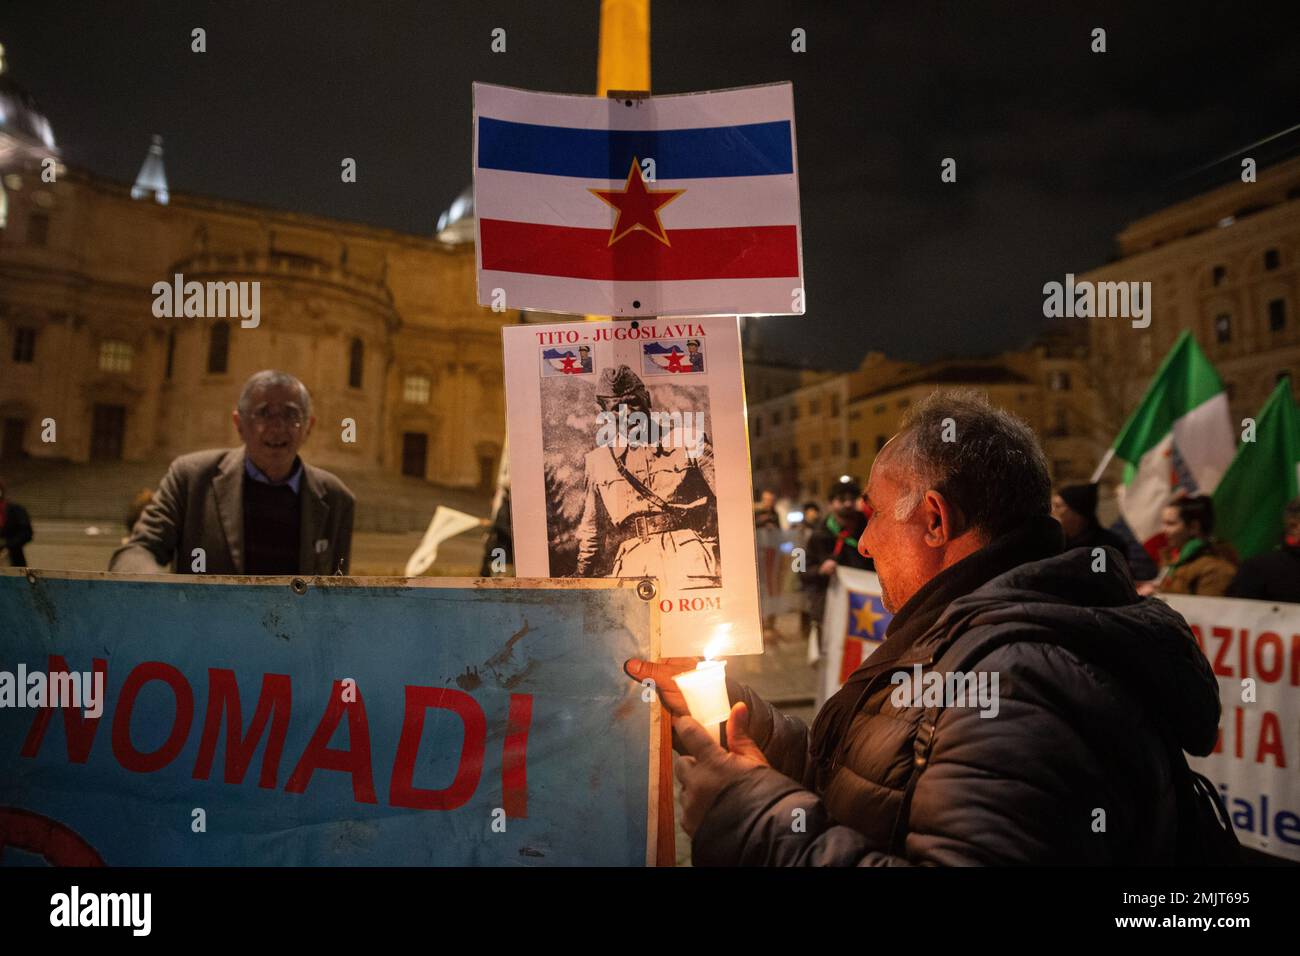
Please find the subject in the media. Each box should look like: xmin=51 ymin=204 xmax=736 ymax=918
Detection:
xmin=111 ymin=370 xmax=355 ymax=576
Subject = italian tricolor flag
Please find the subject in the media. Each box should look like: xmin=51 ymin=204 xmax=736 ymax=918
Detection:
xmin=1213 ymin=377 xmax=1300 ymax=560
xmin=1099 ymin=331 xmax=1236 ymax=559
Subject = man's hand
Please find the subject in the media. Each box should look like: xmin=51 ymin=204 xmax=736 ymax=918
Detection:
xmin=623 ymin=657 xmax=701 ymax=718
xmin=819 ymin=558 xmax=838 ymax=576
xmin=673 ymin=702 xmax=769 ymax=837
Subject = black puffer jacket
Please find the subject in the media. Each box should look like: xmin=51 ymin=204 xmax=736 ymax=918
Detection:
xmin=693 ymin=516 xmax=1221 ymax=865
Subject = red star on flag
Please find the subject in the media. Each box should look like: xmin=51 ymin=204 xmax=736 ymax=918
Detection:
xmin=559 ymin=354 xmax=579 ymax=373
xmin=589 ymin=157 xmax=685 ymax=247
xmin=663 ymin=350 xmax=687 ymax=372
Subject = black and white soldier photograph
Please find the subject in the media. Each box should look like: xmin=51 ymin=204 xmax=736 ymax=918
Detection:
xmin=562 ymin=363 xmax=720 ymax=588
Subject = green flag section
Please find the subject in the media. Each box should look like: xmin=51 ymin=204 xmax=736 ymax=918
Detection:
xmin=1108 ymin=331 xmax=1236 ymax=548
xmin=1112 ymin=331 xmax=1228 ymax=466
xmin=1213 ymin=377 xmax=1300 ymax=560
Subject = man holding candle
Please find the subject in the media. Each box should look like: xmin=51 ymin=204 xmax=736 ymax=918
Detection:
xmin=627 ymin=390 xmax=1223 ymax=865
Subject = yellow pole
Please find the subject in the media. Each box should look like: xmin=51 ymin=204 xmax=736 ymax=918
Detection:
xmin=597 ymin=0 xmax=650 ymax=95
xmin=589 ymin=0 xmax=651 ymax=322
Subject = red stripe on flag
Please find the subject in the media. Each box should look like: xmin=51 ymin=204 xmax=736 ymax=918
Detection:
xmin=839 ymin=639 xmax=864 ymax=685
xmin=479 ymin=219 xmax=799 ymax=281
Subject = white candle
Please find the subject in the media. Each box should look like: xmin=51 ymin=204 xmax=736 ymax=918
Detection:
xmin=675 ymin=659 xmax=729 ymax=743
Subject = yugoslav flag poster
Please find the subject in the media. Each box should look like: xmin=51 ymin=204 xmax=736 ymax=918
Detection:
xmin=1102 ymin=331 xmax=1236 ymax=559
xmin=473 ymin=82 xmax=804 ymax=317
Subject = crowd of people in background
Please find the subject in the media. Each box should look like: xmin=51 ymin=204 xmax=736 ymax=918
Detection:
xmin=4 ymin=383 xmax=1299 ymax=612
xmin=755 ymin=475 xmax=1300 ymax=652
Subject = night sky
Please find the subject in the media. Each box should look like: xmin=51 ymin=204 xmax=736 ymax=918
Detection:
xmin=4 ymin=1 xmax=1298 ymax=368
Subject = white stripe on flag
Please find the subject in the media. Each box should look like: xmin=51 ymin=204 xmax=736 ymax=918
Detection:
xmin=1172 ymin=391 xmax=1236 ymax=495
xmin=478 ymin=270 xmax=803 ymax=318
xmin=474 ymin=168 xmax=800 ymax=230
xmin=1119 ymin=432 xmax=1175 ymax=544
xmin=474 ymin=81 xmax=797 ymax=131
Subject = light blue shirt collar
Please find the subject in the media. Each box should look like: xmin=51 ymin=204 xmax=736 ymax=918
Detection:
xmin=244 ymin=456 xmax=303 ymax=494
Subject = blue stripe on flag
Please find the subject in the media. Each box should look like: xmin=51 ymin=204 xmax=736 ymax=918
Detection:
xmin=478 ymin=117 xmax=794 ymax=179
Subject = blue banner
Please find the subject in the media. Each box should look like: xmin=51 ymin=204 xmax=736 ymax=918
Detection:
xmin=0 ymin=572 xmax=663 ymax=866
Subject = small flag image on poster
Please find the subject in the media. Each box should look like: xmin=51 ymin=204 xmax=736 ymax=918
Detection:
xmin=541 ymin=345 xmax=595 ymax=377
xmin=642 ymin=339 xmax=704 ymax=376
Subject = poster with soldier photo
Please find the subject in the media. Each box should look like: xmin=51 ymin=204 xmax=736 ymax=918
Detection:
xmin=503 ymin=316 xmax=762 ymax=657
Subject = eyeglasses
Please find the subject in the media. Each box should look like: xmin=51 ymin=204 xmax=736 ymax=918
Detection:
xmin=249 ymin=406 xmax=305 ymax=428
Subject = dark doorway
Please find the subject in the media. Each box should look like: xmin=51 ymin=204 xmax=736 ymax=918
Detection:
xmin=401 ymin=432 xmax=427 ymax=478
xmin=478 ymin=453 xmax=495 ymax=494
xmin=1 ymin=418 xmax=26 ymax=460
xmin=91 ymin=404 xmax=126 ymax=460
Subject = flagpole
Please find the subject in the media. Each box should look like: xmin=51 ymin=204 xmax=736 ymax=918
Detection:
xmin=595 ymin=0 xmax=675 ymax=866
xmin=598 ymin=0 xmax=650 ymax=96
xmin=1090 ymin=447 xmax=1115 ymax=484
xmin=589 ymin=0 xmax=652 ymax=325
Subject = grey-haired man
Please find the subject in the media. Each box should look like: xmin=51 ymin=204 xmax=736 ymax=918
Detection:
xmin=110 ymin=370 xmax=355 ymax=576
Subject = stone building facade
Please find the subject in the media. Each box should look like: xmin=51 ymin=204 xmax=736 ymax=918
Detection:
xmin=748 ymin=340 xmax=1095 ymax=504
xmin=1081 ymin=155 xmax=1300 ymax=438
xmin=0 ymin=155 xmax=510 ymax=493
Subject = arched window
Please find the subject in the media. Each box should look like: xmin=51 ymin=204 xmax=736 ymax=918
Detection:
xmin=207 ymin=321 xmax=230 ymax=374
xmin=348 ymin=338 xmax=364 ymax=388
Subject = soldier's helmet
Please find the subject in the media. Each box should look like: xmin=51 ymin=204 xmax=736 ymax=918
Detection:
xmin=686 ymin=338 xmax=700 ymax=348
xmin=596 ymin=365 xmax=651 ymax=411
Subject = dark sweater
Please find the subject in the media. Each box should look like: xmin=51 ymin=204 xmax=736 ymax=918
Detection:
xmin=242 ymin=475 xmax=300 ymax=574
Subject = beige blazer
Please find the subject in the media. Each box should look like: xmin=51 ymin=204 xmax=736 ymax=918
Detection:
xmin=110 ymin=447 xmax=355 ymax=575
